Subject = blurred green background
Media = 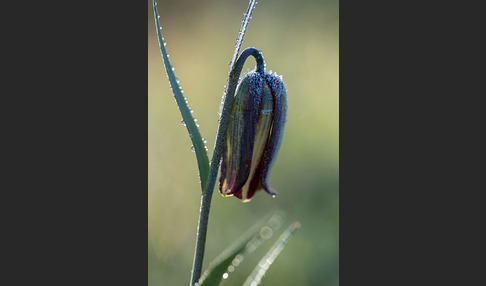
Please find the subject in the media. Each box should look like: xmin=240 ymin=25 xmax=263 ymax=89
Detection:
xmin=148 ymin=0 xmax=338 ymax=285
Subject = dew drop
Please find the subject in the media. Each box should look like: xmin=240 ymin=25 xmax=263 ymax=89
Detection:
xmin=259 ymin=226 xmax=273 ymax=240
xmin=268 ymin=214 xmax=283 ymax=229
xmin=232 ymin=258 xmax=240 ymax=267
xmin=190 ymin=145 xmax=195 ymax=152
xmin=222 ymin=273 xmax=229 ymax=279
xmin=261 ymin=109 xmax=272 ymax=115
xmin=181 ymin=119 xmax=186 ymax=126
xmin=246 ymin=241 xmax=257 ymax=252
xmin=202 ymin=138 xmax=207 ymax=144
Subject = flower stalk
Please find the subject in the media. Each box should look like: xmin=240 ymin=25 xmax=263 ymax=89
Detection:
xmin=190 ymin=47 xmax=265 ymax=286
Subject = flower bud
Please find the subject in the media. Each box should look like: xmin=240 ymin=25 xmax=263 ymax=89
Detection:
xmin=219 ymin=71 xmax=287 ymax=202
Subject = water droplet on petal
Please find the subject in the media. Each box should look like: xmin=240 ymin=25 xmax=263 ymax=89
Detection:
xmin=261 ymin=109 xmax=272 ymax=115
xmin=181 ymin=119 xmax=186 ymax=126
xmin=190 ymin=145 xmax=195 ymax=152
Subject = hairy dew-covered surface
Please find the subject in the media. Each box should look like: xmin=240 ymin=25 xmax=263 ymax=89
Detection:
xmin=148 ymin=0 xmax=338 ymax=285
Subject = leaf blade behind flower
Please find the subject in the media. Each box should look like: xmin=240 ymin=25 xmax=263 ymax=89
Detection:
xmin=242 ymin=221 xmax=301 ymax=286
xmin=198 ymin=210 xmax=286 ymax=286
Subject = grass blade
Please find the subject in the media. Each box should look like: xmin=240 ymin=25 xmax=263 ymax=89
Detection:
xmin=242 ymin=221 xmax=301 ymax=286
xmin=152 ymin=0 xmax=210 ymax=191
xmin=198 ymin=210 xmax=286 ymax=286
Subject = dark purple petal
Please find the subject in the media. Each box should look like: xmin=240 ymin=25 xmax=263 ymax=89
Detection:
xmin=219 ymin=72 xmax=263 ymax=196
xmin=233 ymin=78 xmax=274 ymax=201
xmin=260 ymin=73 xmax=287 ymax=195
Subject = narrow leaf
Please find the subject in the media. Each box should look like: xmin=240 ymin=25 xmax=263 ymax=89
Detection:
xmin=198 ymin=210 xmax=286 ymax=286
xmin=152 ymin=0 xmax=209 ymax=191
xmin=242 ymin=221 xmax=301 ymax=286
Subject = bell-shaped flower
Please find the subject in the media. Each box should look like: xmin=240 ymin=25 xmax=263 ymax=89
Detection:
xmin=219 ymin=71 xmax=287 ymax=202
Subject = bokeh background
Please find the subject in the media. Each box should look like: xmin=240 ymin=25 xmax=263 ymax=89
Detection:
xmin=148 ymin=0 xmax=338 ymax=285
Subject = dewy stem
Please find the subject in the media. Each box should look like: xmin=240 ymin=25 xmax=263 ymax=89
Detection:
xmin=190 ymin=48 xmax=265 ymax=286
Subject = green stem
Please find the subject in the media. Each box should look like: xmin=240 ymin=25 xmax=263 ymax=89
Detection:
xmin=190 ymin=48 xmax=265 ymax=286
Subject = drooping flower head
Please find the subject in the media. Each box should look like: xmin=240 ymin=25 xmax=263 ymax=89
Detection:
xmin=219 ymin=70 xmax=287 ymax=202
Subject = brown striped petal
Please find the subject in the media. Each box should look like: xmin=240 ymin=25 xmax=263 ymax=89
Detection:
xmin=219 ymin=72 xmax=262 ymax=196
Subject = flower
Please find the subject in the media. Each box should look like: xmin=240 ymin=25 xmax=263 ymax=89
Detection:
xmin=219 ymin=71 xmax=287 ymax=202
